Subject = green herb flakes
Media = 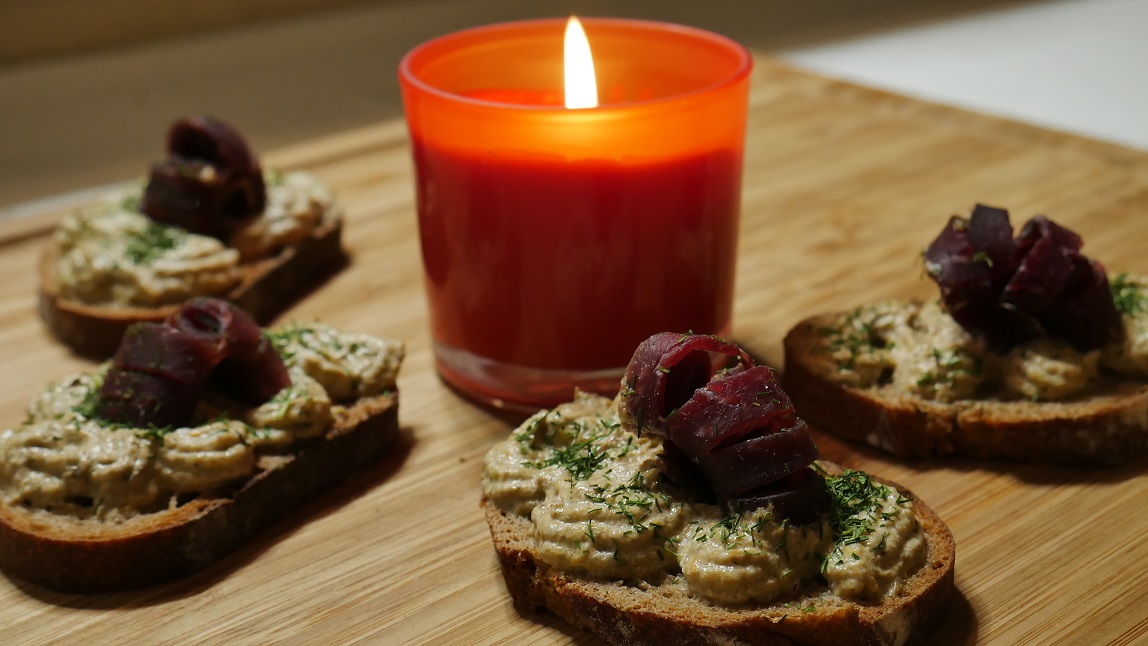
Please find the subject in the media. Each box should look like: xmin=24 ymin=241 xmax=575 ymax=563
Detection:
xmin=124 ymin=222 xmax=187 ymax=264
xmin=1111 ymin=273 xmax=1146 ymax=316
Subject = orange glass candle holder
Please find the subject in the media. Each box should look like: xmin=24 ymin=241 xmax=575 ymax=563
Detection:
xmin=399 ymin=17 xmax=752 ymax=411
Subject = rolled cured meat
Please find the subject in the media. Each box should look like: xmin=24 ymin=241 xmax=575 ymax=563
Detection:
xmin=167 ymin=297 xmax=290 ymax=404
xmin=620 ymin=332 xmax=752 ymax=434
xmin=621 ymin=332 xmax=825 ymax=522
xmin=924 ymin=205 xmax=1121 ymax=351
xmin=141 ymin=116 xmax=266 ymax=240
xmin=95 ymin=298 xmax=290 ymax=428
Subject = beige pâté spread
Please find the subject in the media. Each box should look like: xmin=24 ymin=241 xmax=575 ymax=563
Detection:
xmin=811 ymin=274 xmax=1148 ymax=402
xmin=54 ymin=170 xmax=341 ymax=308
xmin=0 ymin=323 xmax=402 ymax=522
xmin=482 ymin=391 xmax=926 ymax=605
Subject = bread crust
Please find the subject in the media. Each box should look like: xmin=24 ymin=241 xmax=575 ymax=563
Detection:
xmin=0 ymin=390 xmax=398 ymax=593
xmin=783 ymin=315 xmax=1148 ymax=464
xmin=482 ymin=471 xmax=955 ymax=646
xmin=39 ymin=217 xmax=348 ymax=358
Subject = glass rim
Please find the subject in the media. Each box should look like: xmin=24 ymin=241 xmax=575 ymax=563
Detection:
xmin=397 ymin=17 xmax=753 ymax=113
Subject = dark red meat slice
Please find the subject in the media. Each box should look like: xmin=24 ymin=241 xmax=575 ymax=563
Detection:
xmin=1042 ymin=257 xmax=1124 ymax=351
xmin=621 ymin=332 xmax=826 ymax=518
xmin=662 ymin=349 xmax=712 ymax=421
xmin=96 ymin=322 xmax=216 ymax=427
xmin=924 ymin=215 xmax=997 ymax=332
xmin=964 ymin=204 xmax=1018 ymax=291
xmin=141 ymin=116 xmax=266 ymax=239
xmin=656 ymin=440 xmax=716 ymax=504
xmin=695 ymin=420 xmax=819 ymax=498
xmin=166 ymin=297 xmax=231 ymax=353
xmin=166 ymin=296 xmax=260 ymax=355
xmin=168 ymin=116 xmax=262 ymax=177
xmin=211 ymin=337 xmax=291 ymax=405
xmin=1001 ymin=216 xmax=1080 ymax=313
xmin=96 ymin=366 xmax=202 ymax=429
xmin=1012 ymin=214 xmax=1081 ymax=260
xmin=111 ymin=322 xmax=219 ymax=384
xmin=925 ymin=205 xmax=1121 ymax=351
xmin=666 ymin=365 xmax=798 ymax=459
xmin=95 ymin=298 xmax=291 ymax=428
xmin=168 ymin=297 xmax=291 ymax=405
xmin=620 ymin=332 xmax=752 ymax=434
xmin=728 ymin=468 xmax=830 ymax=525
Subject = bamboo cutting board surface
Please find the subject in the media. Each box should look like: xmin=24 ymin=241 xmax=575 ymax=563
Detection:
xmin=2 ymin=56 xmax=1148 ymax=645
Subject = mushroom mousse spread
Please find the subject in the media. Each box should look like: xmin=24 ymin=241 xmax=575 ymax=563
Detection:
xmin=0 ymin=298 xmax=403 ymax=523
xmin=53 ymin=116 xmax=343 ymax=308
xmin=483 ymin=333 xmax=927 ymax=605
xmin=811 ymin=205 xmax=1148 ymax=402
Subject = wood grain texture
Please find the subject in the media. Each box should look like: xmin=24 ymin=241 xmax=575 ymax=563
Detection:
xmin=1 ymin=56 xmax=1147 ymax=645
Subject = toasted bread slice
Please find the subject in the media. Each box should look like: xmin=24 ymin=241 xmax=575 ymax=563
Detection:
xmin=783 ymin=314 xmax=1148 ymax=464
xmin=0 ymin=390 xmax=396 ymax=593
xmin=482 ymin=469 xmax=955 ymax=646
xmin=39 ymin=216 xmax=347 ymax=358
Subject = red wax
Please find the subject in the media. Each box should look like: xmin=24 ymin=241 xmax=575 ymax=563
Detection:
xmin=400 ymin=18 xmax=752 ymax=406
xmin=414 ymin=141 xmax=741 ymax=370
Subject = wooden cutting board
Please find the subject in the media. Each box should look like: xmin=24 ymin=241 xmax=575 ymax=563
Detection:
xmin=2 ymin=55 xmax=1147 ymax=645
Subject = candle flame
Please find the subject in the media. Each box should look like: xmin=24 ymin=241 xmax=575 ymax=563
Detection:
xmin=564 ymin=17 xmax=598 ymax=109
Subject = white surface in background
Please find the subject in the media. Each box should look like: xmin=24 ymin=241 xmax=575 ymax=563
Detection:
xmin=780 ymin=0 xmax=1148 ymax=151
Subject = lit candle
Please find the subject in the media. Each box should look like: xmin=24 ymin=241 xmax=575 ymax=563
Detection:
xmin=399 ymin=17 xmax=752 ymax=410
xmin=563 ymin=17 xmax=597 ymax=109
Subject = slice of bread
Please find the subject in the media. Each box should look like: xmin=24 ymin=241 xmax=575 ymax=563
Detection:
xmin=482 ymin=470 xmax=955 ymax=646
xmin=0 ymin=390 xmax=397 ymax=593
xmin=39 ymin=216 xmax=347 ymax=358
xmin=783 ymin=314 xmax=1148 ymax=464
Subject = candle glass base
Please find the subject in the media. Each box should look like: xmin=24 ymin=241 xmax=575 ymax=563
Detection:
xmin=433 ymin=341 xmax=624 ymax=413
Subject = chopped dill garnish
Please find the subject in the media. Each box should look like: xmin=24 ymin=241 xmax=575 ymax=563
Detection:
xmin=71 ymin=384 xmax=104 ymax=420
xmin=820 ymin=307 xmax=886 ymax=370
xmin=525 ymin=431 xmax=611 ymax=480
xmin=584 ymin=472 xmax=671 ymax=535
xmin=120 ymin=193 xmax=142 ymax=213
xmin=265 ymin=323 xmax=311 ymax=350
xmin=265 ymin=322 xmax=318 ymax=361
xmin=515 ymin=410 xmax=603 ymax=454
xmin=696 ymin=512 xmax=777 ymax=550
xmin=620 ymin=376 xmax=637 ymax=398
xmin=135 ymin=425 xmax=176 ymax=444
xmin=124 ymin=222 xmax=187 ymax=264
xmin=824 ymin=469 xmax=897 ymax=547
xmin=513 ymin=408 xmax=558 ymax=445
xmin=1111 ymin=273 xmax=1146 ymax=316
